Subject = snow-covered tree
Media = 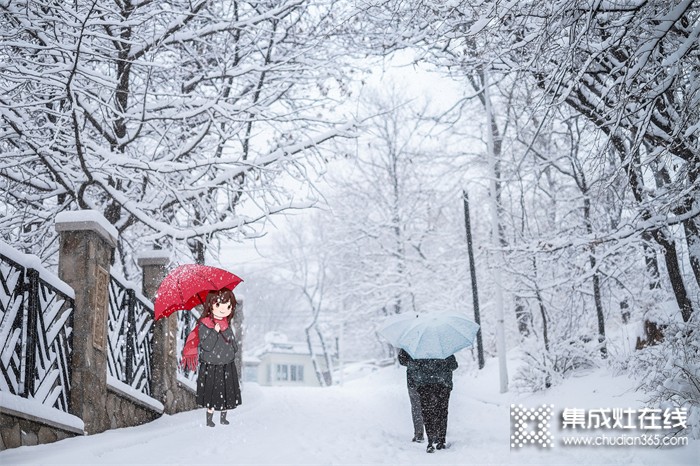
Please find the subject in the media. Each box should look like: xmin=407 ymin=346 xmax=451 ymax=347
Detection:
xmin=0 ymin=0 xmax=355 ymax=271
xmin=336 ymin=6 xmax=699 ymax=422
xmin=270 ymin=211 xmax=337 ymax=386
xmin=355 ymin=0 xmax=699 ymax=322
xmin=322 ymin=86 xmax=477 ymax=358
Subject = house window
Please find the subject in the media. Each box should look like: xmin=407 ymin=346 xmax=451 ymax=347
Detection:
xmin=275 ymin=364 xmax=304 ymax=382
xmin=276 ymin=364 xmax=288 ymax=381
xmin=290 ymin=364 xmax=304 ymax=382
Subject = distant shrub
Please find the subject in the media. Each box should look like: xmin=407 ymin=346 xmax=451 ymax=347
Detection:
xmin=631 ymin=315 xmax=700 ymax=440
xmin=513 ymin=333 xmax=601 ymax=392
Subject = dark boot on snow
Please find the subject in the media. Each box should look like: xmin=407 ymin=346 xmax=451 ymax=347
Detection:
xmin=206 ymin=411 xmax=215 ymax=427
xmin=426 ymin=444 xmax=435 ymax=453
xmin=220 ymin=411 xmax=230 ymax=425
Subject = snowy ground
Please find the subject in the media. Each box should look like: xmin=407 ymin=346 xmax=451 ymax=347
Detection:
xmin=1 ymin=354 xmax=697 ymax=465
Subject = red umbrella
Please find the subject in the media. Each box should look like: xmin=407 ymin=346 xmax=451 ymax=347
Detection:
xmin=154 ymin=264 xmax=243 ymax=321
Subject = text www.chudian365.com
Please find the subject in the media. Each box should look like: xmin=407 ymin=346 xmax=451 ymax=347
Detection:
xmin=561 ymin=434 xmax=688 ymax=447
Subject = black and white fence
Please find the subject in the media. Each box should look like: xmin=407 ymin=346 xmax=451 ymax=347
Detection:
xmin=107 ymin=274 xmax=154 ymax=397
xmin=0 ymin=220 xmax=190 ymax=450
xmin=176 ymin=308 xmax=199 ymax=388
xmin=0 ymin=247 xmax=75 ymax=414
xmin=0 ymin=211 xmax=227 ymax=450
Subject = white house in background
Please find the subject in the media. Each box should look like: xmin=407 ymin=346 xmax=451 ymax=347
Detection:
xmin=243 ymin=332 xmax=331 ymax=387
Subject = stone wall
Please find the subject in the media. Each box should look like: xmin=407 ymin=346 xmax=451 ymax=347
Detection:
xmin=105 ymin=391 xmax=159 ymax=429
xmin=0 ymin=414 xmax=74 ymax=450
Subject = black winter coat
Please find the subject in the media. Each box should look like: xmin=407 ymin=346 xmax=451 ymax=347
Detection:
xmin=399 ymin=349 xmax=458 ymax=390
xmin=198 ymin=325 xmax=238 ymax=365
xmin=398 ymin=349 xmax=419 ymax=388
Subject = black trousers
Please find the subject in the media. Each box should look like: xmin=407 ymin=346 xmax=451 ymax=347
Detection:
xmin=416 ymin=384 xmax=451 ymax=444
xmin=407 ymin=384 xmax=425 ymax=438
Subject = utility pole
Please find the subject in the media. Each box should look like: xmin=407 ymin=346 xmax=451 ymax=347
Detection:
xmin=463 ymin=189 xmax=485 ymax=369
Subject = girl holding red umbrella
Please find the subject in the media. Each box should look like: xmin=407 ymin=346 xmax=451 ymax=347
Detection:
xmin=181 ymin=288 xmax=242 ymax=427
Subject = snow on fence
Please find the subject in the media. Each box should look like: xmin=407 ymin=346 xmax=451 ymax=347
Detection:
xmin=107 ymin=271 xmax=154 ymax=397
xmin=175 ymin=309 xmax=199 ymax=392
xmin=0 ymin=241 xmax=76 ymax=418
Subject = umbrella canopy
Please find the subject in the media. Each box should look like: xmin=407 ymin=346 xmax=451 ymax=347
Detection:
xmin=377 ymin=313 xmax=421 ymax=348
xmin=378 ymin=313 xmax=480 ymax=359
xmin=154 ymin=264 xmax=243 ymax=321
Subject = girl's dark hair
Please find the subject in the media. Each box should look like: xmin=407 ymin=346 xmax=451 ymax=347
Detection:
xmin=199 ymin=288 xmax=237 ymax=325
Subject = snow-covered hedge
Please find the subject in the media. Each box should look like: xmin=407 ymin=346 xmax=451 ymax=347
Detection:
xmin=513 ymin=333 xmax=602 ymax=392
xmin=631 ymin=315 xmax=700 ymax=440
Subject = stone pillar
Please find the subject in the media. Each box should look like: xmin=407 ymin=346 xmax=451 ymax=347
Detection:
xmin=233 ymin=299 xmax=244 ymax=380
xmin=55 ymin=210 xmax=117 ymax=435
xmin=137 ymin=250 xmax=170 ymax=299
xmin=136 ymin=251 xmax=177 ymax=413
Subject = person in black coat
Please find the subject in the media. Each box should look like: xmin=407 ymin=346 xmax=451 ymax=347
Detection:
xmin=181 ymin=289 xmax=242 ymax=427
xmin=409 ymin=354 xmax=458 ymax=453
xmin=397 ymin=349 xmax=425 ymax=442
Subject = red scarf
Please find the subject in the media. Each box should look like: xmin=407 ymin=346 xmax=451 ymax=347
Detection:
xmin=180 ymin=316 xmax=230 ymax=371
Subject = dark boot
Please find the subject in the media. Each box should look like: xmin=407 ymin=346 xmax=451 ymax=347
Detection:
xmin=220 ymin=411 xmax=230 ymax=425
xmin=206 ymin=411 xmax=215 ymax=427
xmin=426 ymin=443 xmax=435 ymax=453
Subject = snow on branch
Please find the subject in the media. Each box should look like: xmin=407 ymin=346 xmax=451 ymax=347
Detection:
xmin=0 ymin=0 xmax=356 ymax=266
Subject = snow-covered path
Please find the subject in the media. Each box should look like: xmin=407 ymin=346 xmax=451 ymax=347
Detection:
xmin=1 ymin=360 xmax=697 ymax=465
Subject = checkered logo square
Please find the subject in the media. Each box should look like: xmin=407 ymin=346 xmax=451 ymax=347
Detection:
xmin=510 ymin=404 xmax=554 ymax=448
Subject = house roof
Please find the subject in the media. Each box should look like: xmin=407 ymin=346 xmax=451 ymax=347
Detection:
xmin=245 ymin=331 xmax=327 ymax=358
xmin=250 ymin=341 xmax=313 ymax=357
xmin=243 ymin=355 xmax=261 ymax=364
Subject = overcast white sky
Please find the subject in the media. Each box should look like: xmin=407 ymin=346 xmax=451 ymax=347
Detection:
xmin=217 ymin=52 xmax=466 ymax=274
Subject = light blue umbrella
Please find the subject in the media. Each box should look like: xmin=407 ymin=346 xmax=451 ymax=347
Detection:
xmin=377 ymin=313 xmax=420 ymax=347
xmin=378 ymin=312 xmax=480 ymax=359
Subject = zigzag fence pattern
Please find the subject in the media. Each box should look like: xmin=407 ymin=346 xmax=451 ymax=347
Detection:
xmin=176 ymin=309 xmax=199 ymax=385
xmin=0 ymin=251 xmax=74 ymax=413
xmin=107 ymin=275 xmax=154 ymax=396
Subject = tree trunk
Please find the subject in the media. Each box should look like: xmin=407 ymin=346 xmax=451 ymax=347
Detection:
xmin=620 ymin=299 xmax=630 ymax=324
xmin=514 ymin=296 xmax=531 ymax=338
xmin=642 ymin=232 xmax=662 ymax=290
xmin=482 ymin=70 xmax=508 ymax=393
xmin=582 ymin=195 xmax=607 ymax=358
xmin=305 ymin=326 xmax=328 ymax=387
xmin=469 ymin=69 xmax=525 ymax=341
xmin=315 ymin=326 xmax=333 ymax=386
xmin=611 ymin=135 xmax=694 ymax=322
xmin=682 ymin=215 xmax=700 ymax=290
xmin=654 ymin=160 xmax=700 ymax=293
xmin=532 ymin=257 xmax=549 ymax=352
xmin=680 ymin=161 xmax=700 ymax=290
xmin=652 ymin=229 xmax=694 ymax=323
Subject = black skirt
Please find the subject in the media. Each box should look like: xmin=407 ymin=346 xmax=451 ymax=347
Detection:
xmin=196 ymin=360 xmax=242 ymax=410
